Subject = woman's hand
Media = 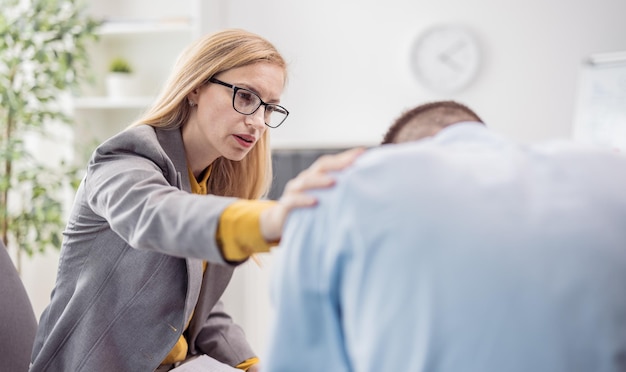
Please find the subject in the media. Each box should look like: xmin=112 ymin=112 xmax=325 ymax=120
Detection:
xmin=260 ymin=147 xmax=365 ymax=243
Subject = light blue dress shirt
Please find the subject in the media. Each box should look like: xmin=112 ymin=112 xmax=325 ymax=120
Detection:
xmin=263 ymin=123 xmax=626 ymax=372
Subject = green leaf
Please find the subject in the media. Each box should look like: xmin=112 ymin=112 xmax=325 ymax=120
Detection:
xmin=0 ymin=0 xmax=99 ymax=256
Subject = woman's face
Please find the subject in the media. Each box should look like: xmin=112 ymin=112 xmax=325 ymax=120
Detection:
xmin=183 ymin=62 xmax=285 ymax=173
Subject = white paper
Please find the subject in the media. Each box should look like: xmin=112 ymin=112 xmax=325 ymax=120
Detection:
xmin=572 ymin=56 xmax=626 ymax=151
xmin=169 ymin=354 xmax=239 ymax=372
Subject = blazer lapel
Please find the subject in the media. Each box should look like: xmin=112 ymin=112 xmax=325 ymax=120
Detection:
xmin=155 ymin=127 xmax=203 ymax=325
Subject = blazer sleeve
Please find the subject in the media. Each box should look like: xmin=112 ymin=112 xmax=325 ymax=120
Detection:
xmin=84 ymin=126 xmax=237 ymax=263
xmin=192 ymin=300 xmax=256 ymax=367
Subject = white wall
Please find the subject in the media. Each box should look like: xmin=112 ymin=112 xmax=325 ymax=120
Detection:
xmin=216 ymin=0 xmax=626 ymax=358
xmin=221 ymin=0 xmax=626 ymax=147
xmin=17 ymin=0 xmax=626 ymax=362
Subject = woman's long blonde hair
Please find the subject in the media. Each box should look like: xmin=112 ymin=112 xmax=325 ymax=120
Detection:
xmin=130 ymin=28 xmax=287 ymax=200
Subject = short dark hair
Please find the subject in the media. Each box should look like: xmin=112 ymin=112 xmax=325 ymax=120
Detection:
xmin=381 ymin=100 xmax=484 ymax=144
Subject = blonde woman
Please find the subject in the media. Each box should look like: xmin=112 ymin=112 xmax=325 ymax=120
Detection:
xmin=30 ymin=29 xmax=362 ymax=372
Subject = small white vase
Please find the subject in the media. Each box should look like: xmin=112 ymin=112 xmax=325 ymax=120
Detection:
xmin=105 ymin=73 xmax=138 ymax=98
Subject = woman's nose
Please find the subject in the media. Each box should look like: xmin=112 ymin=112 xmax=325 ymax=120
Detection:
xmin=245 ymin=106 xmax=267 ymax=129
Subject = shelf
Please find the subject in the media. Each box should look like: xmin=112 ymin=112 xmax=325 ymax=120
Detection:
xmin=97 ymin=18 xmax=194 ymax=36
xmin=73 ymin=96 xmax=154 ymax=109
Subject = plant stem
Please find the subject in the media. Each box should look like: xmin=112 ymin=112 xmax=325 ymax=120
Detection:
xmin=1 ymin=110 xmax=13 ymax=248
xmin=1 ymin=65 xmax=15 ymax=249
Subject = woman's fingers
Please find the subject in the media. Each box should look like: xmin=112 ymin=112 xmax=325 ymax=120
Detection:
xmin=261 ymin=147 xmax=366 ymax=243
xmin=282 ymin=147 xmax=366 ymax=194
xmin=307 ymin=147 xmax=366 ymax=174
xmin=278 ymin=190 xmax=318 ymax=208
xmin=281 ymin=173 xmax=333 ymax=196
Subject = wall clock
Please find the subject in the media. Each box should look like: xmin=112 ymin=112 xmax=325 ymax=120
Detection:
xmin=410 ymin=24 xmax=481 ymax=94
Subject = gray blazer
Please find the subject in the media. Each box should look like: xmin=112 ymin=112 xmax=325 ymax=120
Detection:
xmin=30 ymin=125 xmax=255 ymax=371
xmin=1 ymin=240 xmax=38 ymax=372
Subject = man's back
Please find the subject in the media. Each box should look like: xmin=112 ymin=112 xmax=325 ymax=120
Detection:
xmin=264 ymin=123 xmax=626 ymax=372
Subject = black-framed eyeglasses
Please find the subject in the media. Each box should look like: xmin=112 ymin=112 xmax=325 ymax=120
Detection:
xmin=208 ymin=77 xmax=289 ymax=128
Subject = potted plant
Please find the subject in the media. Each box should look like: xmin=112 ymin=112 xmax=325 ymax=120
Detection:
xmin=109 ymin=57 xmax=133 ymax=74
xmin=0 ymin=0 xmax=100 ymax=272
xmin=106 ymin=57 xmax=138 ymax=98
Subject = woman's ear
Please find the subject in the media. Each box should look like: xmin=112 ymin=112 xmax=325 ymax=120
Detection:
xmin=187 ymin=87 xmax=200 ymax=106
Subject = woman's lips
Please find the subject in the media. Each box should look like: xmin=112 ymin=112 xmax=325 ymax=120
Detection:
xmin=233 ymin=134 xmax=255 ymax=148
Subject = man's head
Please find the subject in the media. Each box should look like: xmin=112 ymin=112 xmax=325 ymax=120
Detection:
xmin=381 ymin=100 xmax=484 ymax=144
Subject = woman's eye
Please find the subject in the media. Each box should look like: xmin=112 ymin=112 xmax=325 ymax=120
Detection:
xmin=236 ymin=90 xmax=256 ymax=105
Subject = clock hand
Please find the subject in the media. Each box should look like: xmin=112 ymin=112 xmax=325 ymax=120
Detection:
xmin=441 ymin=40 xmax=467 ymax=59
xmin=438 ymin=40 xmax=468 ymax=71
xmin=439 ymin=53 xmax=462 ymax=71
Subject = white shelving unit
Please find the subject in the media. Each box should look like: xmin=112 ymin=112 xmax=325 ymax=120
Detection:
xmin=97 ymin=19 xmax=194 ymax=35
xmin=72 ymin=0 xmax=209 ymax=164
xmin=73 ymin=96 xmax=155 ymax=110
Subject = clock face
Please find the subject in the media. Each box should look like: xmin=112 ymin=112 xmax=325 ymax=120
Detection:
xmin=411 ymin=25 xmax=481 ymax=93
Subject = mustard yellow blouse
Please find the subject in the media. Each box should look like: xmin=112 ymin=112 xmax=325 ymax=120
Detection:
xmin=161 ymin=165 xmax=273 ymax=370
